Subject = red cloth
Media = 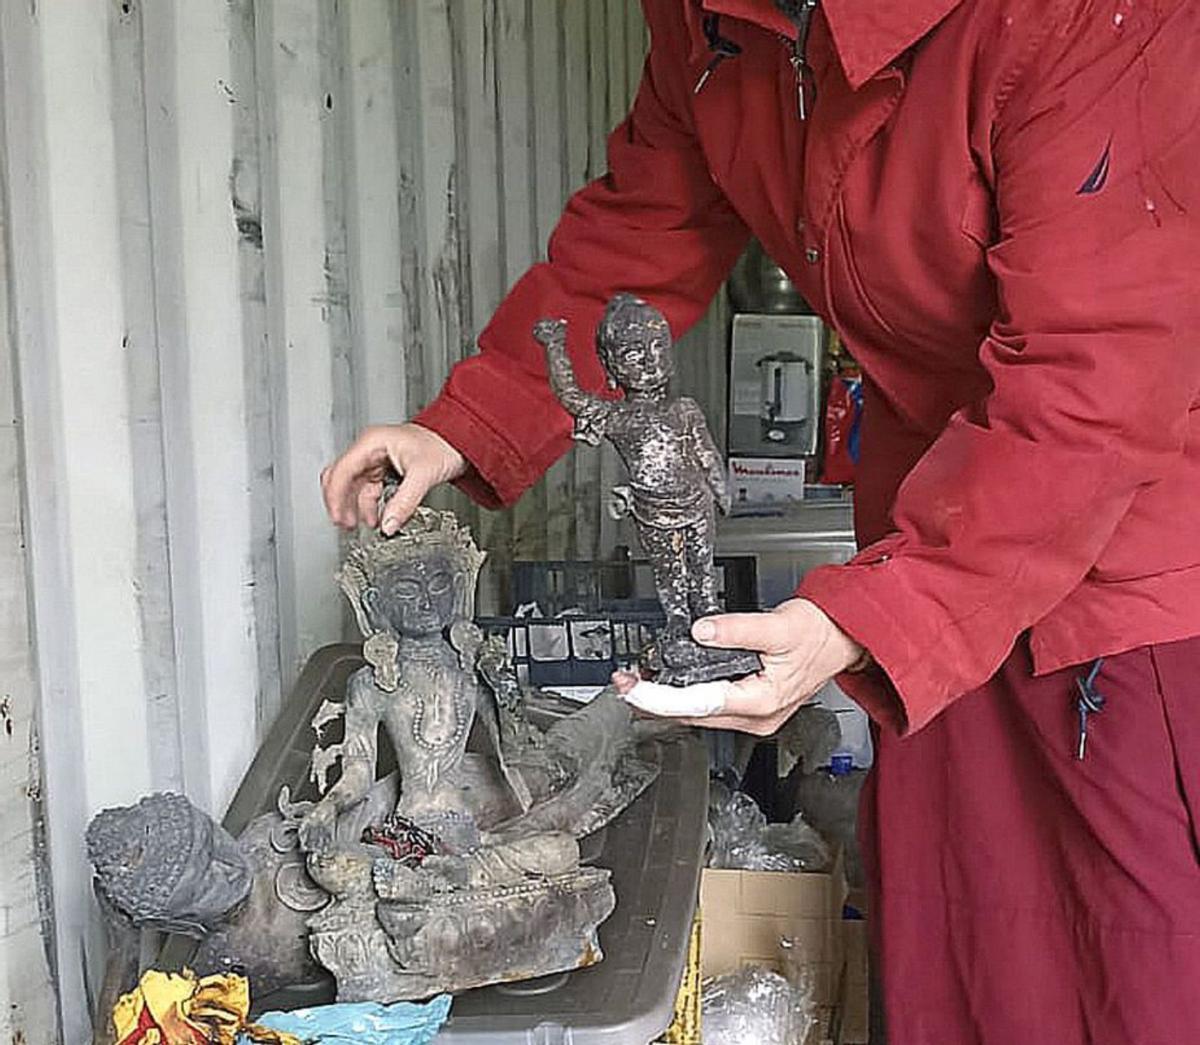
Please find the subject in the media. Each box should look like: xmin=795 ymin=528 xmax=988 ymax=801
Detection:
xmin=417 ymin=0 xmax=1200 ymax=731
xmin=868 ymin=637 xmax=1200 ymax=1043
xmin=414 ymin=3 xmax=1200 ymax=1032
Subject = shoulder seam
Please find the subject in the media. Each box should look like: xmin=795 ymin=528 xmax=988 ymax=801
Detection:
xmin=992 ymin=0 xmax=1075 ymax=122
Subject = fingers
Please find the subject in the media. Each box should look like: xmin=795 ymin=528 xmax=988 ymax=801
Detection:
xmin=322 ymin=431 xmax=388 ymax=529
xmin=323 ymin=423 xmax=468 ymax=533
xmin=611 ymin=670 xmax=639 ymax=695
xmin=677 ymin=708 xmax=797 ymax=736
xmin=629 ymin=670 xmax=812 ymax=736
xmin=713 ymin=671 xmax=780 ymax=716
xmin=356 ymin=482 xmax=382 ymax=530
xmin=692 ymin=611 xmax=793 ymax=655
xmin=379 ymin=468 xmax=435 ymax=535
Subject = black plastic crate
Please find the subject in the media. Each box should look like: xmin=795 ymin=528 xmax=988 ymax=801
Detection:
xmin=492 ymin=556 xmax=759 ymax=689
xmin=476 ymin=610 xmax=665 ymax=689
xmin=510 ymin=556 xmax=758 ymax=618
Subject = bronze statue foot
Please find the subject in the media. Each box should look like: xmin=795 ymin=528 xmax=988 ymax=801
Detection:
xmin=640 ymin=634 xmax=762 ymax=687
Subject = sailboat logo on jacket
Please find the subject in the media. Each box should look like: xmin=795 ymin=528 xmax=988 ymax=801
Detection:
xmin=1077 ymin=136 xmax=1113 ymax=195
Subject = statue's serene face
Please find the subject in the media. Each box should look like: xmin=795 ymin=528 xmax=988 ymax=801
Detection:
xmin=598 ymin=295 xmax=674 ymax=394
xmin=372 ymin=554 xmax=457 ymax=637
xmin=602 ymin=327 xmax=674 ymax=393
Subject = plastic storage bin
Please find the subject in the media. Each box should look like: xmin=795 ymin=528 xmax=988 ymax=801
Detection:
xmin=162 ymin=644 xmax=710 ymax=1044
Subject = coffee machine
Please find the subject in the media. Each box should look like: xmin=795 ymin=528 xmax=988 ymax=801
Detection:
xmin=728 ymin=313 xmax=822 ymax=458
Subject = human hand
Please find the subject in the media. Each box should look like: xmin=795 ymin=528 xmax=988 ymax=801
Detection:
xmin=613 ymin=599 xmax=863 ymax=735
xmin=321 ymin=422 xmax=467 ymax=535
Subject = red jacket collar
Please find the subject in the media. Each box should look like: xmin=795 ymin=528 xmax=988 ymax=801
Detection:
xmin=700 ymin=0 xmax=962 ymax=88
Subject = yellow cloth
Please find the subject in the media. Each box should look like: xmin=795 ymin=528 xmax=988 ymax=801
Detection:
xmin=113 ymin=968 xmax=301 ymax=1045
xmin=659 ymin=912 xmax=702 ymax=1044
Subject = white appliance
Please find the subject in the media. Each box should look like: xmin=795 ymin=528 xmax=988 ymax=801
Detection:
xmin=758 ymin=351 xmax=814 ymax=447
xmin=729 ymin=314 xmax=823 ymax=458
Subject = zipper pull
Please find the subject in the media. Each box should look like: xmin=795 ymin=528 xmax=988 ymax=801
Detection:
xmin=695 ymin=55 xmax=726 ymax=95
xmin=1074 ymin=658 xmax=1106 ymax=761
xmin=789 ymin=0 xmax=819 ymax=120
xmin=791 ymin=48 xmax=809 ymax=119
xmin=695 ymin=13 xmax=742 ymax=95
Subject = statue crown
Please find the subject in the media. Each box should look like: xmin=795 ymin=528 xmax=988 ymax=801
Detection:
xmin=337 ymin=507 xmax=486 ymax=635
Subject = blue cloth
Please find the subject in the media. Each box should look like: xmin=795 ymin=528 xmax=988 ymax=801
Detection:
xmin=242 ymin=994 xmax=452 ymax=1044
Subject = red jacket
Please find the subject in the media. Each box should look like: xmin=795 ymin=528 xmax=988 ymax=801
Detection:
xmin=416 ymin=0 xmax=1200 ymax=734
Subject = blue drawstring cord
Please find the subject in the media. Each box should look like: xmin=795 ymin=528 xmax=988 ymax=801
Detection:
xmin=1075 ymin=657 xmax=1106 ymax=761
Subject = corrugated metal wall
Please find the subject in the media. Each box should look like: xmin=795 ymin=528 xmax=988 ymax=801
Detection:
xmin=0 ymin=179 xmax=58 ymax=1045
xmin=0 ymin=2 xmax=729 ymax=1039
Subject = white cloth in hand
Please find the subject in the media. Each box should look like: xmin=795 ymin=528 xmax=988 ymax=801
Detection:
xmin=621 ymin=678 xmax=729 ymax=718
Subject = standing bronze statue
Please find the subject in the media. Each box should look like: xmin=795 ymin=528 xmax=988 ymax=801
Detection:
xmin=535 ymin=293 xmax=760 ymax=686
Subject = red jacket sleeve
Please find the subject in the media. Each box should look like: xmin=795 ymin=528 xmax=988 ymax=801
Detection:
xmin=414 ymin=4 xmax=749 ymax=507
xmin=800 ymin=0 xmax=1200 ymax=733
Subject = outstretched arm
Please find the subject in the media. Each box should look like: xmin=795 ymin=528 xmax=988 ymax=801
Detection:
xmin=413 ymin=3 xmax=748 ymax=507
xmin=534 ymin=318 xmax=612 ymax=447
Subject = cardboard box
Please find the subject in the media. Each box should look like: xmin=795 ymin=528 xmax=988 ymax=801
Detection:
xmin=836 ymin=919 xmax=870 ymax=1045
xmin=808 ymin=1006 xmax=837 ymax=1045
xmin=699 ymin=856 xmax=847 ymax=1007
xmin=728 ymin=456 xmax=808 ymax=512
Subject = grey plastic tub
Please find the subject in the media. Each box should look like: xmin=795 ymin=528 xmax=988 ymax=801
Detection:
xmin=166 ymin=644 xmax=708 ymax=1044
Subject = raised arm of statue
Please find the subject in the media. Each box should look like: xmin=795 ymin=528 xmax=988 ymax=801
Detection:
xmin=534 ymin=318 xmax=612 ymax=446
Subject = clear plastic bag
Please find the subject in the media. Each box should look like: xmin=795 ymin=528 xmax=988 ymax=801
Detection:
xmin=756 ymin=817 xmax=832 ymax=873
xmin=779 ymin=935 xmax=819 ymax=1032
xmin=708 ymin=784 xmax=831 ymax=872
xmin=708 ymin=785 xmax=767 ymax=869
xmin=700 ymin=967 xmax=814 ymax=1045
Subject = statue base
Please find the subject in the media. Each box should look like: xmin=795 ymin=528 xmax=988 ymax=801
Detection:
xmin=308 ymin=864 xmax=614 ymax=1002
xmin=640 ymin=637 xmax=763 ymax=687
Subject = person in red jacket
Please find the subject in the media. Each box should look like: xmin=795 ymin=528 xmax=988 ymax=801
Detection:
xmin=322 ymin=0 xmax=1200 ymax=1040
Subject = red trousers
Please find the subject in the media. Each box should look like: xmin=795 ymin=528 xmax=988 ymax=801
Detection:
xmin=866 ymin=637 xmax=1200 ymax=1044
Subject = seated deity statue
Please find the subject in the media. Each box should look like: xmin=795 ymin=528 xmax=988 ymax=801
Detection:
xmin=86 ymin=509 xmax=661 ymax=1006
xmin=288 ymin=508 xmax=649 ymax=1001
xmin=297 ymin=508 xmax=489 ymax=856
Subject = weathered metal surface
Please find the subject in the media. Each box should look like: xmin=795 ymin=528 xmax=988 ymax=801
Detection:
xmin=295 ymin=509 xmax=649 ymax=1000
xmin=539 ymin=296 xmax=759 ymax=685
xmin=87 ymin=511 xmax=655 ymax=1008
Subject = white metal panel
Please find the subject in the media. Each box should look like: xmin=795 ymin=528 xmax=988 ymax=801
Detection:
xmin=0 ymin=144 xmax=57 ymax=1045
xmin=412 ymin=0 xmax=465 ymax=399
xmin=0 ymin=3 xmax=155 ymax=1039
xmin=141 ymin=0 xmax=266 ymax=816
xmin=35 ymin=0 xmax=153 ymax=814
xmin=254 ymin=0 xmax=351 ymax=686
xmin=342 ymin=0 xmax=408 ymax=427
xmin=0 ymin=4 xmax=744 ymax=1039
xmin=109 ymin=0 xmax=187 ymax=797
